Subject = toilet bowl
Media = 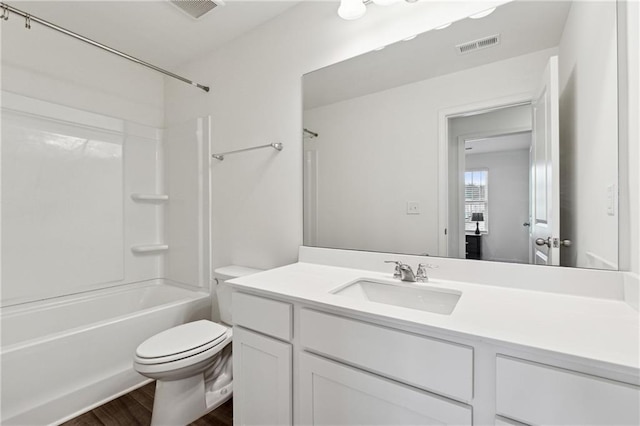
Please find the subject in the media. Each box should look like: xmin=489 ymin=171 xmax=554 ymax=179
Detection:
xmin=133 ymin=266 xmax=262 ymax=426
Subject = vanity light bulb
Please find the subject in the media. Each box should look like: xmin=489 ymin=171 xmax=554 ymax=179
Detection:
xmin=372 ymin=0 xmax=401 ymax=6
xmin=338 ymin=0 xmax=367 ymax=20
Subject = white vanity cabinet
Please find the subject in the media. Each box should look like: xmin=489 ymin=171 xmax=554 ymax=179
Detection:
xmin=232 ymin=293 xmax=293 ymax=426
xmin=231 ymin=290 xmax=639 ymax=426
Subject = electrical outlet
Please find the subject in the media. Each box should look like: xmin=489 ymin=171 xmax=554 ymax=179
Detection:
xmin=407 ymin=201 xmax=420 ymax=215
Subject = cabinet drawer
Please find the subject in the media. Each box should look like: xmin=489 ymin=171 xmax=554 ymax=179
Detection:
xmin=496 ymin=355 xmax=640 ymax=425
xmin=299 ymin=351 xmax=471 ymax=426
xmin=300 ymin=309 xmax=473 ymax=401
xmin=232 ymin=292 xmax=292 ymax=341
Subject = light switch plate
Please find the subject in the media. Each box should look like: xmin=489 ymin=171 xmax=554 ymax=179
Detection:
xmin=407 ymin=201 xmax=420 ymax=215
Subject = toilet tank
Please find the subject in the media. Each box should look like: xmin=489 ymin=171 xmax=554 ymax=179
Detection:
xmin=213 ymin=265 xmax=263 ymax=325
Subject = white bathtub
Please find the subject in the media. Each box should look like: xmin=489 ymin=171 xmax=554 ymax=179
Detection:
xmin=0 ymin=279 xmax=211 ymax=425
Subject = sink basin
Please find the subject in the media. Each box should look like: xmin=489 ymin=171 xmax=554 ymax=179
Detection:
xmin=331 ymin=279 xmax=461 ymax=315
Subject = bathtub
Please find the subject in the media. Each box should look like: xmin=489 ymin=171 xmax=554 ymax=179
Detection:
xmin=0 ymin=279 xmax=211 ymax=425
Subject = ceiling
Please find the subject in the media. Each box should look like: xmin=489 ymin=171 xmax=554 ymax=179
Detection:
xmin=465 ymin=131 xmax=531 ymax=154
xmin=303 ymin=0 xmax=572 ymax=110
xmin=4 ymin=0 xmax=300 ymax=69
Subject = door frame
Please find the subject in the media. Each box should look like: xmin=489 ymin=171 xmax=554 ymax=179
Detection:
xmin=455 ymin=129 xmax=533 ymax=259
xmin=437 ymin=93 xmax=533 ymax=257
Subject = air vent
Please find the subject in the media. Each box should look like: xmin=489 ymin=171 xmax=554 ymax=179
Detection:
xmin=456 ymin=34 xmax=500 ymax=55
xmin=170 ymin=0 xmax=224 ymax=20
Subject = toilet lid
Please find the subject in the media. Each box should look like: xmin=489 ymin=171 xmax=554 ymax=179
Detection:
xmin=135 ymin=320 xmax=228 ymax=363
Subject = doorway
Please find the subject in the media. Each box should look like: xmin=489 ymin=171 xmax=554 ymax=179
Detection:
xmin=441 ymin=101 xmax=534 ymax=261
xmin=461 ymin=130 xmax=532 ymax=263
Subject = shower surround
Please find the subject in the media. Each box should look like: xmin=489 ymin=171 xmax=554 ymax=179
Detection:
xmin=0 ymin=92 xmax=212 ymax=424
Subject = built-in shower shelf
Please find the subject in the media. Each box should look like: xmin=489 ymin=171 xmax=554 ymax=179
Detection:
xmin=131 ymin=244 xmax=169 ymax=254
xmin=130 ymin=193 xmax=169 ymax=202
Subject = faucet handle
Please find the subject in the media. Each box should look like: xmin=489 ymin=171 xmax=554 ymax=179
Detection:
xmin=384 ymin=260 xmax=403 ymax=279
xmin=416 ymin=263 xmax=437 ymax=282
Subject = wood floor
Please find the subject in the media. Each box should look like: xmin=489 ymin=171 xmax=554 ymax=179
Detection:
xmin=62 ymin=382 xmax=233 ymax=426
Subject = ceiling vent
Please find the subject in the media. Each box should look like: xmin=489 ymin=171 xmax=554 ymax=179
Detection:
xmin=169 ymin=0 xmax=224 ymax=20
xmin=456 ymin=34 xmax=500 ymax=55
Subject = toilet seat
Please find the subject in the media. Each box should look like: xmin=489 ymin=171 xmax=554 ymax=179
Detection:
xmin=135 ymin=320 xmax=229 ymax=365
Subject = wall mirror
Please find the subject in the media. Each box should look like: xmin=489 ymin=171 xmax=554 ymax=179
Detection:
xmin=303 ymin=0 xmax=621 ymax=270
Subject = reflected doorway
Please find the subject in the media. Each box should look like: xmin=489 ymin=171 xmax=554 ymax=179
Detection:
xmin=462 ymin=131 xmax=532 ymax=263
xmin=445 ymin=102 xmax=534 ymax=263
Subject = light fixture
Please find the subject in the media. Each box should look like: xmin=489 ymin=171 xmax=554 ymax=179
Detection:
xmin=338 ymin=0 xmax=417 ymax=20
xmin=469 ymin=7 xmax=496 ymax=19
xmin=338 ymin=0 xmax=367 ymax=20
xmin=372 ymin=0 xmax=402 ymax=6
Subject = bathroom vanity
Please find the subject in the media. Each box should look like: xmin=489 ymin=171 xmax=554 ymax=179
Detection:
xmin=229 ymin=249 xmax=640 ymax=425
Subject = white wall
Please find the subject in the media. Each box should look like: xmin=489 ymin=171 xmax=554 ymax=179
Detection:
xmin=620 ymin=0 xmax=640 ymax=275
xmin=162 ymin=0 xmax=543 ymax=271
xmin=630 ymin=0 xmax=640 ymax=276
xmin=466 ymin=148 xmax=530 ymax=263
xmin=558 ymin=1 xmax=618 ymax=269
xmin=165 ymin=0 xmax=637 ymax=274
xmin=1 ymin=16 xmax=164 ymax=127
xmin=303 ymin=52 xmax=547 ymax=256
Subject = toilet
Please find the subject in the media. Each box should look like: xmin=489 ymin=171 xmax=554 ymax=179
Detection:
xmin=133 ymin=266 xmax=262 ymax=426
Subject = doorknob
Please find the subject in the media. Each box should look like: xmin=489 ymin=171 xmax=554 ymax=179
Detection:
xmin=535 ymin=237 xmax=551 ymax=247
xmin=523 ymin=222 xmax=531 ymax=227
xmin=557 ymin=238 xmax=572 ymax=247
xmin=536 ymin=237 xmax=572 ymax=248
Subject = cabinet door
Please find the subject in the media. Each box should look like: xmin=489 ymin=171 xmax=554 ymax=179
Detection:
xmin=233 ymin=326 xmax=292 ymax=426
xmin=299 ymin=352 xmax=471 ymax=425
xmin=496 ymin=356 xmax=640 ymax=425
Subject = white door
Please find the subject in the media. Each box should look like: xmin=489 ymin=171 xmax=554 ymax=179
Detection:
xmin=233 ymin=326 xmax=292 ymax=426
xmin=299 ymin=351 xmax=472 ymax=425
xmin=530 ymin=56 xmax=560 ymax=265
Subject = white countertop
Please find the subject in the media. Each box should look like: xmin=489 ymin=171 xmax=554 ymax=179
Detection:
xmin=228 ymin=262 xmax=640 ymax=373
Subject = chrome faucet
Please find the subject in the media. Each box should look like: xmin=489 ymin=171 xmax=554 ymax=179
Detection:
xmin=399 ymin=264 xmax=417 ymax=282
xmin=385 ymin=261 xmax=416 ymax=282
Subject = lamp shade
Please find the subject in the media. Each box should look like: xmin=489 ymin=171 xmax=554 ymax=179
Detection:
xmin=338 ymin=0 xmax=367 ymax=20
xmin=471 ymin=213 xmax=484 ymax=222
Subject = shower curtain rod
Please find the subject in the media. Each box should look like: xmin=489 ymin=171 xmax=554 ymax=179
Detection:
xmin=0 ymin=2 xmax=210 ymax=92
xmin=303 ymin=128 xmax=318 ymax=138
